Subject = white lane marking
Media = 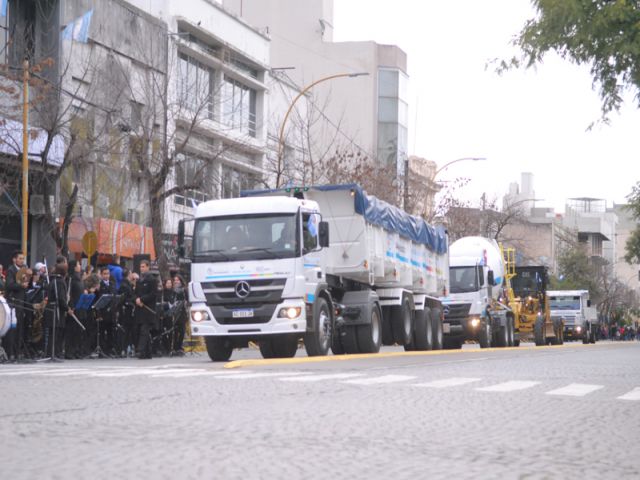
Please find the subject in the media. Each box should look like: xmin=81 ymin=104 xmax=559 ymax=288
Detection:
xmin=150 ymin=370 xmax=255 ymax=378
xmin=216 ymin=372 xmax=313 ymax=380
xmin=617 ymin=387 xmax=640 ymax=401
xmin=476 ymin=381 xmax=540 ymax=392
xmin=89 ymin=368 xmax=207 ymax=378
xmin=412 ymin=377 xmax=482 ymax=388
xmin=342 ymin=375 xmax=416 ymax=385
xmin=546 ymin=383 xmax=604 ymax=397
xmin=0 ymin=368 xmax=93 ymax=376
xmin=279 ymin=373 xmax=365 ymax=382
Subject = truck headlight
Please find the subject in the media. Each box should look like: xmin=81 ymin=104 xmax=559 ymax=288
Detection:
xmin=576 ymin=326 xmax=582 ymax=333
xmin=470 ymin=318 xmax=480 ymax=328
xmin=279 ymin=307 xmax=301 ymax=319
xmin=191 ymin=310 xmax=209 ymax=322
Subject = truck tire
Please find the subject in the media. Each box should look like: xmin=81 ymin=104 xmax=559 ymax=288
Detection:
xmin=590 ymin=326 xmax=597 ymax=344
xmin=331 ymin=330 xmax=345 ymax=355
xmin=507 ymin=315 xmax=515 ymax=347
xmin=431 ymin=307 xmax=444 ymax=350
xmin=582 ymin=329 xmax=590 ymax=344
xmin=304 ymin=298 xmax=332 ymax=357
xmin=381 ymin=306 xmax=394 ymax=346
xmin=478 ymin=322 xmax=492 ymax=348
xmin=357 ymin=304 xmax=382 ymax=354
xmin=494 ymin=323 xmax=509 ymax=348
xmin=205 ymin=337 xmax=233 ymax=362
xmin=551 ymin=319 xmax=563 ymax=345
xmin=534 ymin=316 xmax=545 ymax=346
xmin=410 ymin=308 xmax=433 ymax=351
xmin=390 ymin=296 xmax=412 ymax=346
xmin=259 ymin=335 xmax=298 ymax=359
xmin=341 ymin=326 xmax=360 ymax=354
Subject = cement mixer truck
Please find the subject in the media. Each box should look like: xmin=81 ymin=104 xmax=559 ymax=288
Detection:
xmin=179 ymin=184 xmax=449 ymax=361
xmin=440 ymin=237 xmax=515 ymax=349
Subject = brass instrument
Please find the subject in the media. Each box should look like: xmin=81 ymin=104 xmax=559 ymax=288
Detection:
xmin=16 ymin=267 xmax=31 ymax=289
xmin=30 ymin=298 xmax=47 ymax=344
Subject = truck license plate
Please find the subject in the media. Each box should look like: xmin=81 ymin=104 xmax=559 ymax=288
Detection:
xmin=232 ymin=309 xmax=254 ymax=318
xmin=442 ymin=323 xmax=451 ymax=334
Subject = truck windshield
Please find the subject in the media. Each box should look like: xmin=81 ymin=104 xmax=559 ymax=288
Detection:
xmin=450 ymin=266 xmax=481 ymax=293
xmin=549 ymin=296 xmax=581 ymax=310
xmin=192 ymin=213 xmax=298 ymax=262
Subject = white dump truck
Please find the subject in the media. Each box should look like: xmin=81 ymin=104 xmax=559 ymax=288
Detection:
xmin=548 ymin=290 xmax=598 ymax=343
xmin=440 ymin=236 xmax=515 ymax=349
xmin=178 ymin=184 xmax=449 ymax=361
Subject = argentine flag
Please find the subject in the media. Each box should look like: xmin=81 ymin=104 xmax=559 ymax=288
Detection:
xmin=1 ymin=0 xmax=7 ymax=18
xmin=62 ymin=10 xmax=93 ymax=43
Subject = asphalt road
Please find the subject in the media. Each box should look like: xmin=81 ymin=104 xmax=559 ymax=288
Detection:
xmin=1 ymin=341 xmax=639 ymax=480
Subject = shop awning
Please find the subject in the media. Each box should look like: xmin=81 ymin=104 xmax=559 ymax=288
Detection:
xmin=66 ymin=217 xmax=156 ymax=259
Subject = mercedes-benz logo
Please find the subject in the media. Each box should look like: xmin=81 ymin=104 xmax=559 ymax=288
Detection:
xmin=235 ymin=281 xmax=251 ymax=298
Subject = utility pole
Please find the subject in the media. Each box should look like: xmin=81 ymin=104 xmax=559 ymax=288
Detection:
xmin=403 ymin=155 xmax=410 ymax=211
xmin=21 ymin=59 xmax=29 ymax=257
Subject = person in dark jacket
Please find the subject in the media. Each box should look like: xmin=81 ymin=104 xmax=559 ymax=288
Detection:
xmin=3 ymin=251 xmax=27 ymax=361
xmin=65 ymin=260 xmax=85 ymax=359
xmin=135 ymin=260 xmax=158 ymax=359
xmin=96 ymin=266 xmax=117 ymax=354
xmin=171 ymin=275 xmax=188 ymax=355
xmin=44 ymin=256 xmax=69 ymax=358
xmin=118 ymin=269 xmax=136 ymax=357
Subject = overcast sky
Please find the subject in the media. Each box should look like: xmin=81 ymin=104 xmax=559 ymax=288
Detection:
xmin=333 ymin=0 xmax=640 ymax=212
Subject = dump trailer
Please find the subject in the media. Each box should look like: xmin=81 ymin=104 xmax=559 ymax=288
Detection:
xmin=441 ymin=237 xmax=516 ymax=349
xmin=548 ymin=290 xmax=598 ymax=343
xmin=179 ymin=184 xmax=449 ymax=361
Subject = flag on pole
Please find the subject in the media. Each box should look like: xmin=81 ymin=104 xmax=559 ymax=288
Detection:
xmin=1 ymin=0 xmax=8 ymax=17
xmin=62 ymin=10 xmax=93 ymax=43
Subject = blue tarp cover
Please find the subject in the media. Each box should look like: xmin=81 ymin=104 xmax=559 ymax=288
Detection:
xmin=241 ymin=184 xmax=448 ymax=254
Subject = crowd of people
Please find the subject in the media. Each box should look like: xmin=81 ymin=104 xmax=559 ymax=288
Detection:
xmin=0 ymin=251 xmax=189 ymax=363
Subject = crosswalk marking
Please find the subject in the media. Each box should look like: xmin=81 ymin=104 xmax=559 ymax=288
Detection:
xmin=546 ymin=383 xmax=604 ymax=397
xmin=476 ymin=381 xmax=540 ymax=392
xmin=413 ymin=377 xmax=482 ymax=388
xmin=617 ymin=387 xmax=640 ymax=401
xmin=342 ymin=374 xmax=416 ymax=385
xmin=279 ymin=373 xmax=364 ymax=382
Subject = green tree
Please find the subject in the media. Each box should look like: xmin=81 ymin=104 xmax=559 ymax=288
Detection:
xmin=551 ymin=246 xmax=601 ymax=300
xmin=624 ymin=181 xmax=640 ymax=264
xmin=502 ymin=0 xmax=640 ymax=121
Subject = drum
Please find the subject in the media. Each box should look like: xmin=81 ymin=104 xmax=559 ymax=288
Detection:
xmin=0 ymin=295 xmax=16 ymax=338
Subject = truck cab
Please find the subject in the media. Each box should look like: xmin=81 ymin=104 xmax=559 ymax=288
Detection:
xmin=548 ymin=290 xmax=598 ymax=343
xmin=185 ymin=195 xmax=331 ymax=361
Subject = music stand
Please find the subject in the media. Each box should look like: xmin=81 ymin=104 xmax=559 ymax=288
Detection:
xmin=88 ymin=294 xmax=114 ymax=359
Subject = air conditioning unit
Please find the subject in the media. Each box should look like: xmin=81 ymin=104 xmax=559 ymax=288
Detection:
xmin=30 ymin=195 xmax=55 ymax=215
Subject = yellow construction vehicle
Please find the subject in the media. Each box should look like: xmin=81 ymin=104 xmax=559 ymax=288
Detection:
xmin=500 ymin=246 xmax=563 ymax=346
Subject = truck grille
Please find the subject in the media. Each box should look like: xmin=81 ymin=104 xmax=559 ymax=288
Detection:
xmin=201 ymin=278 xmax=286 ymax=325
xmin=443 ymin=303 xmax=471 ymax=319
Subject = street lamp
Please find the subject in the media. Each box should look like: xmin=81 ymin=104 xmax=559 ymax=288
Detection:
xmin=434 ymin=156 xmax=486 ymax=178
xmin=275 ymin=72 xmax=369 ymax=188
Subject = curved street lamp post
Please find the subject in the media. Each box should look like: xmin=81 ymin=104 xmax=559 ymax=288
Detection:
xmin=275 ymin=72 xmax=369 ymax=188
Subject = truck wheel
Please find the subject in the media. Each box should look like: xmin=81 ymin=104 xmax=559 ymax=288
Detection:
xmin=304 ymin=298 xmax=332 ymax=357
xmin=390 ymin=296 xmax=412 ymax=346
xmin=357 ymin=304 xmax=382 ymax=353
xmin=205 ymin=337 xmax=233 ymax=362
xmin=590 ymin=327 xmax=597 ymax=344
xmin=341 ymin=326 xmax=360 ymax=354
xmin=260 ymin=336 xmax=298 ymax=359
xmin=494 ymin=323 xmax=509 ymax=348
xmin=551 ymin=320 xmax=564 ymax=345
xmin=381 ymin=306 xmax=394 ymax=346
xmin=582 ymin=329 xmax=590 ymax=344
xmin=331 ymin=329 xmax=345 ymax=355
xmin=410 ymin=308 xmax=433 ymax=351
xmin=479 ymin=322 xmax=492 ymax=348
xmin=507 ymin=315 xmax=515 ymax=347
xmin=534 ymin=316 xmax=545 ymax=346
xmin=431 ymin=307 xmax=444 ymax=350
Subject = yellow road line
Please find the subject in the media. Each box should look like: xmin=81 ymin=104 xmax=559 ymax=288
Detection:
xmin=223 ymin=342 xmax=626 ymax=369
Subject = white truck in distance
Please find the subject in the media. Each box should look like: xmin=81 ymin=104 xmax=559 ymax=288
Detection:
xmin=178 ymin=184 xmax=449 ymax=361
xmin=440 ymin=236 xmax=515 ymax=349
xmin=548 ymin=290 xmax=598 ymax=343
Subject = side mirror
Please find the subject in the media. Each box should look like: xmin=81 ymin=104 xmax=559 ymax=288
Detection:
xmin=319 ymin=221 xmax=329 ymax=248
xmin=487 ymin=269 xmax=495 ymax=286
xmin=177 ymin=220 xmax=185 ymax=258
xmin=587 ymin=299 xmax=591 ymax=307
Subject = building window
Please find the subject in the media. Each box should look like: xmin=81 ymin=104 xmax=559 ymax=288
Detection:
xmin=177 ymin=53 xmax=214 ymax=119
xmin=220 ymin=164 xmax=256 ymax=199
xmin=222 ymin=76 xmax=256 ymax=137
xmin=174 ymin=155 xmax=209 ymax=207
